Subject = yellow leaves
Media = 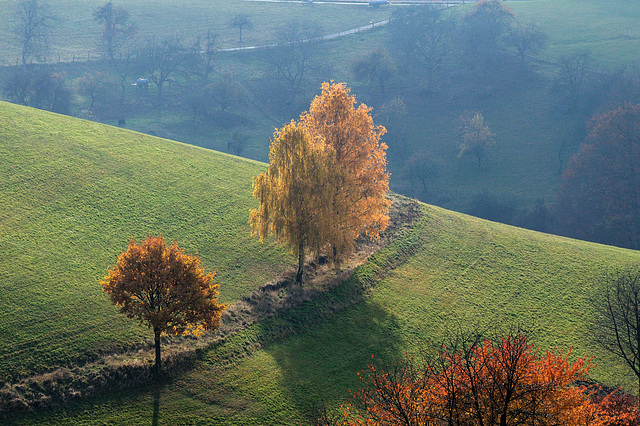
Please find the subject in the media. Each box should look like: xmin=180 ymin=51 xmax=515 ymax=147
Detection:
xmin=250 ymin=122 xmax=329 ymax=257
xmin=249 ymin=82 xmax=390 ymax=282
xmin=456 ymin=111 xmax=496 ymax=163
xmin=300 ymin=82 xmax=391 ymax=260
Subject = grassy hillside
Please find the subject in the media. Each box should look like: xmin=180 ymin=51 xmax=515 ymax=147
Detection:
xmin=13 ymin=204 xmax=640 ymax=424
xmin=3 ymin=0 xmax=639 ymax=220
xmin=0 ymin=0 xmax=391 ymax=64
xmin=509 ymin=0 xmax=640 ymax=67
xmin=1 ymin=0 xmax=635 ymax=66
xmin=0 ymin=101 xmax=294 ymax=381
xmin=3 ymin=1 xmax=640 ymax=421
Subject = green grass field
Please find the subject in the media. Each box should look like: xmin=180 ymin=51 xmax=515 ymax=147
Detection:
xmin=3 ymin=98 xmax=640 ymax=425
xmin=4 ymin=1 xmax=640 ymax=423
xmin=508 ymin=0 xmax=640 ymax=67
xmin=0 ymin=0 xmax=391 ymax=64
xmin=1 ymin=0 xmax=636 ymax=68
xmin=0 ymin=100 xmax=294 ymax=381
xmin=12 ymin=202 xmax=640 ymax=425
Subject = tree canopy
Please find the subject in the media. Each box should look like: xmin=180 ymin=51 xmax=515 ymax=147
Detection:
xmin=250 ymin=122 xmax=330 ymax=283
xmin=250 ymin=82 xmax=390 ymax=283
xmin=592 ymin=267 xmax=640 ymax=396
xmin=93 ymin=1 xmax=137 ymax=61
xmin=455 ymin=111 xmax=496 ymax=169
xmin=345 ymin=334 xmax=602 ymax=425
xmin=14 ymin=0 xmax=53 ymax=70
xmin=558 ymin=103 xmax=640 ymax=249
xmin=228 ymin=13 xmax=253 ymax=43
xmin=101 ymin=235 xmax=226 ymax=374
xmin=300 ymin=82 xmax=391 ymax=262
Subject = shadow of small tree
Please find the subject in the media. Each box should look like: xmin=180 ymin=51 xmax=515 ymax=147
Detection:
xmin=152 ymin=387 xmax=160 ymax=426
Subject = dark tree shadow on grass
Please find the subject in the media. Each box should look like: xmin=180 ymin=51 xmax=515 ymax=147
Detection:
xmin=266 ymin=300 xmax=405 ymax=421
xmin=152 ymin=386 xmax=160 ymax=426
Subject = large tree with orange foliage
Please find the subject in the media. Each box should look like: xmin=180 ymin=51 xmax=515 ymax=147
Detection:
xmin=300 ymin=82 xmax=391 ymax=263
xmin=101 ymin=235 xmax=226 ymax=375
xmin=251 ymin=83 xmax=390 ymax=283
xmin=344 ymin=334 xmax=603 ymax=426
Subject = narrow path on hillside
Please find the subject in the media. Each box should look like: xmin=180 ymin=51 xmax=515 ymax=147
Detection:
xmin=219 ymin=19 xmax=390 ymax=53
xmin=223 ymin=0 xmax=466 ymax=53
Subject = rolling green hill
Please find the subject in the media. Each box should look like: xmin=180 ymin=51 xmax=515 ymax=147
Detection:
xmin=0 ymin=0 xmax=391 ymax=64
xmin=14 ymin=204 xmax=640 ymax=425
xmin=0 ymin=100 xmax=293 ymax=381
xmin=509 ymin=0 xmax=640 ymax=67
xmin=3 ymin=0 xmax=639 ymax=224
xmin=4 ymin=102 xmax=640 ymax=424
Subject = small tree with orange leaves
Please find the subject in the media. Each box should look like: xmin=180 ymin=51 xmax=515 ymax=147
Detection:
xmin=101 ymin=235 xmax=226 ymax=375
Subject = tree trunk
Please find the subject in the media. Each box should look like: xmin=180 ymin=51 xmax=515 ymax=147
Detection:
xmin=154 ymin=327 xmax=162 ymax=376
xmin=296 ymin=241 xmax=304 ymax=284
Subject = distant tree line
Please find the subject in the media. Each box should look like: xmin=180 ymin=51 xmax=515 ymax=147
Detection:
xmin=2 ymin=1 xmax=335 ymax=155
xmin=3 ymin=0 xmax=640 ymax=249
xmin=378 ymin=0 xmax=640 ymax=245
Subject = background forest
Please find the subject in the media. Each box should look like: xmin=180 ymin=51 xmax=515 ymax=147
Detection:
xmin=2 ymin=0 xmax=640 ymax=249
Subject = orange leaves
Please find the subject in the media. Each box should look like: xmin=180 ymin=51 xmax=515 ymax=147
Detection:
xmin=346 ymin=334 xmax=605 ymax=426
xmin=101 ymin=235 xmax=226 ymax=336
xmin=595 ymin=391 xmax=640 ymax=426
xmin=250 ymin=83 xmax=391 ymax=282
xmin=300 ymin=82 xmax=391 ymax=254
xmin=558 ymin=103 xmax=640 ymax=249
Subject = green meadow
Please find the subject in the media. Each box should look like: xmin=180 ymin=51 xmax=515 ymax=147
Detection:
xmin=509 ymin=0 xmax=640 ymax=67
xmin=0 ymin=101 xmax=293 ymax=381
xmin=2 ymin=102 xmax=639 ymax=425
xmin=0 ymin=0 xmax=391 ymax=64
xmin=3 ymin=0 xmax=640 ymax=423
xmin=11 ymin=201 xmax=640 ymax=424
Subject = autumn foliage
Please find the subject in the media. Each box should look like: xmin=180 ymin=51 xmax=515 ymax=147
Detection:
xmin=558 ymin=103 xmax=640 ymax=249
xmin=455 ymin=111 xmax=496 ymax=169
xmin=300 ymin=82 xmax=391 ymax=259
xmin=250 ymin=82 xmax=390 ymax=283
xmin=101 ymin=235 xmax=226 ymax=374
xmin=250 ymin=122 xmax=331 ymax=283
xmin=342 ymin=334 xmax=626 ymax=426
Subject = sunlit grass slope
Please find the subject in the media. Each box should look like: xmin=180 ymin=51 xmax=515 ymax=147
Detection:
xmin=19 ymin=204 xmax=640 ymax=425
xmin=0 ymin=101 xmax=292 ymax=381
